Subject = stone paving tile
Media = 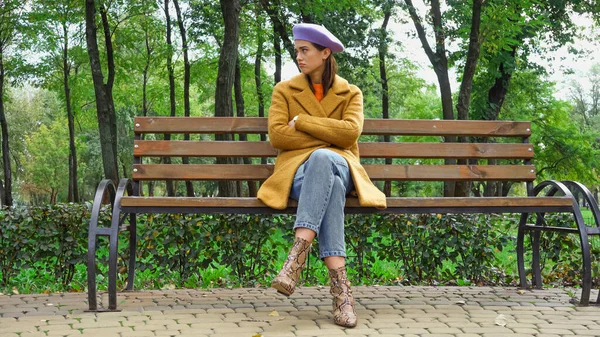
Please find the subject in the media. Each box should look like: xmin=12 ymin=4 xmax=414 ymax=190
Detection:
xmin=1 ymin=286 xmax=600 ymax=336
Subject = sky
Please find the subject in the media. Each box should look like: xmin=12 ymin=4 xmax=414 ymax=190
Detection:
xmin=282 ymin=9 xmax=599 ymax=102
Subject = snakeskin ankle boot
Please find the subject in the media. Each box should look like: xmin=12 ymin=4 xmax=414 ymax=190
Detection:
xmin=328 ymin=266 xmax=357 ymax=328
xmin=271 ymin=236 xmax=311 ymax=296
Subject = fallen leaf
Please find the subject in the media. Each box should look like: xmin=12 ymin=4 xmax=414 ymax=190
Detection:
xmin=268 ymin=310 xmax=279 ymax=317
xmin=244 ymin=316 xmax=286 ymax=323
xmin=252 ymin=334 xmax=262 ymax=337
xmin=12 ymin=287 xmax=19 ymax=295
xmin=517 ymin=289 xmax=526 ymax=295
xmin=495 ymin=314 xmax=507 ymax=326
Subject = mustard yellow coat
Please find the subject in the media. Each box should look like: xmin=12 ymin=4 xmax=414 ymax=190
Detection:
xmin=257 ymin=74 xmax=387 ymax=210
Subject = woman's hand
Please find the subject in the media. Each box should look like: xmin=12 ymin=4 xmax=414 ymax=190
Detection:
xmin=288 ymin=119 xmax=296 ymax=129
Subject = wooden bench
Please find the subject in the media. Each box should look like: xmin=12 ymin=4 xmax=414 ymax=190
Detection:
xmin=87 ymin=116 xmax=600 ymax=311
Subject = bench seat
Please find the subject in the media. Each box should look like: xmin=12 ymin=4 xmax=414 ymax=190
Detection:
xmin=120 ymin=196 xmax=575 ymax=214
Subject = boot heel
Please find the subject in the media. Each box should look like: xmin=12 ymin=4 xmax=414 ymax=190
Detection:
xmin=271 ymin=279 xmax=293 ymax=296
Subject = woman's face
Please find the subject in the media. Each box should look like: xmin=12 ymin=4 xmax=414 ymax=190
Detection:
xmin=294 ymin=40 xmax=330 ymax=80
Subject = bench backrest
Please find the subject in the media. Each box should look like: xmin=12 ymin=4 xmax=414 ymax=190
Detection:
xmin=132 ymin=117 xmax=534 ymax=196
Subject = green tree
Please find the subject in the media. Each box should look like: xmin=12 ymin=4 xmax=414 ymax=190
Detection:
xmin=403 ymin=0 xmax=485 ymax=197
xmin=502 ymin=71 xmax=599 ymax=188
xmin=0 ymin=0 xmax=26 ymax=206
xmin=21 ymin=119 xmax=70 ymax=204
xmin=29 ymin=0 xmax=84 ymax=203
xmin=214 ymin=0 xmax=241 ymax=197
xmin=3 ymin=87 xmax=62 ymax=202
xmin=568 ymin=64 xmax=600 ymax=200
xmin=173 ymin=0 xmax=195 ymax=197
xmin=84 ymin=0 xmax=119 ymax=183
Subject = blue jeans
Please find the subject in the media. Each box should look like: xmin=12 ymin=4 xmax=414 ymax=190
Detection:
xmin=289 ymin=149 xmax=354 ymax=259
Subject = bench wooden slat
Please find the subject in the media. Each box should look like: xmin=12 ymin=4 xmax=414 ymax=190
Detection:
xmin=132 ymin=164 xmax=536 ymax=181
xmin=134 ymin=141 xmax=534 ymax=159
xmin=120 ymin=196 xmax=573 ymax=208
xmin=359 ymin=142 xmax=533 ymax=159
xmin=135 ymin=141 xmax=277 ymax=157
xmin=134 ymin=117 xmax=531 ymax=137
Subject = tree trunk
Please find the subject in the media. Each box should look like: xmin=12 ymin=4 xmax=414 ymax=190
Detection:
xmin=405 ymin=0 xmax=454 ymax=121
xmin=273 ymin=25 xmax=281 ymax=83
xmin=235 ymin=57 xmax=257 ymax=197
xmin=99 ymin=2 xmax=118 ymax=162
xmin=501 ymin=181 xmax=512 ymax=197
xmin=405 ymin=0 xmax=455 ymax=197
xmin=476 ymin=47 xmax=518 ymax=199
xmin=379 ymin=6 xmax=392 ymax=197
xmin=173 ymin=0 xmax=194 ymax=197
xmin=454 ymin=0 xmax=483 ymax=198
xmin=215 ymin=0 xmax=241 ymax=197
xmin=260 ymin=0 xmax=299 ymax=71
xmin=255 ymin=14 xmax=268 ymax=166
xmin=163 ymin=0 xmax=175 ymax=196
xmin=0 ymin=51 xmax=12 ymax=206
xmin=455 ymin=0 xmax=482 ymax=121
xmin=140 ymin=9 xmax=152 ymax=196
xmin=483 ymin=159 xmax=497 ymax=197
xmin=485 ymin=46 xmax=517 ymax=121
xmin=63 ymin=23 xmax=79 ymax=203
xmin=0 ymin=181 xmax=4 ymax=206
xmin=85 ymin=0 xmax=119 ymax=183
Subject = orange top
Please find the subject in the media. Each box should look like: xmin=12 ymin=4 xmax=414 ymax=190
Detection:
xmin=313 ymin=83 xmax=324 ymax=102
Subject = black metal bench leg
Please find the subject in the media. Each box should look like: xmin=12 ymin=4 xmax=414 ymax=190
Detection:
xmin=574 ymin=211 xmax=591 ymax=305
xmin=106 ymin=179 xmax=132 ymax=310
xmin=517 ymin=212 xmax=529 ymax=289
xmin=560 ymin=181 xmax=600 ymax=305
xmin=87 ymin=179 xmax=116 ymax=312
xmin=108 ymin=223 xmax=119 ymax=310
xmin=87 ymin=235 xmax=99 ymax=311
xmin=126 ymin=213 xmax=137 ymax=291
xmin=531 ymin=229 xmax=542 ymax=288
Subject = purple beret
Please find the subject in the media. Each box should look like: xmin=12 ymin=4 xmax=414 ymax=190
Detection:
xmin=292 ymin=23 xmax=344 ymax=53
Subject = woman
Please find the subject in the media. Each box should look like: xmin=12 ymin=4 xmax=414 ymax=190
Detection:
xmin=257 ymin=23 xmax=386 ymax=328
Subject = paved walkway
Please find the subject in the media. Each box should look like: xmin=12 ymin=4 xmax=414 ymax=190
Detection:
xmin=0 ymin=286 xmax=599 ymax=336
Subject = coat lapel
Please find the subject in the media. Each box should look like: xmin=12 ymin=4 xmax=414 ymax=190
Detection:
xmin=292 ymin=89 xmax=327 ymax=117
xmin=289 ymin=74 xmax=350 ymax=118
xmin=290 ymin=75 xmax=326 ymax=117
xmin=321 ymin=93 xmax=345 ymax=118
xmin=322 ymin=75 xmax=350 ymax=117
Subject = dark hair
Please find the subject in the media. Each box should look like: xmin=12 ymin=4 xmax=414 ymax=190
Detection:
xmin=306 ymin=42 xmax=337 ymax=97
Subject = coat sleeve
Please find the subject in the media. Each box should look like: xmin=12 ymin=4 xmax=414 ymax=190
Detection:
xmin=294 ymin=87 xmax=363 ymax=149
xmin=268 ymin=83 xmax=331 ymax=151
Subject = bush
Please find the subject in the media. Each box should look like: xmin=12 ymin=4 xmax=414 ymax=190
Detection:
xmin=0 ymin=204 xmax=93 ymax=288
xmin=131 ymin=213 xmax=293 ymax=288
xmin=0 ymin=203 xmax=594 ymax=293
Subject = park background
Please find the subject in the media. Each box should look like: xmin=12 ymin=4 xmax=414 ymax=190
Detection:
xmin=0 ymin=0 xmax=599 ymax=296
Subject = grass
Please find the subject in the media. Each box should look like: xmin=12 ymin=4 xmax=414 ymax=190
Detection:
xmin=581 ymin=208 xmax=596 ymax=225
